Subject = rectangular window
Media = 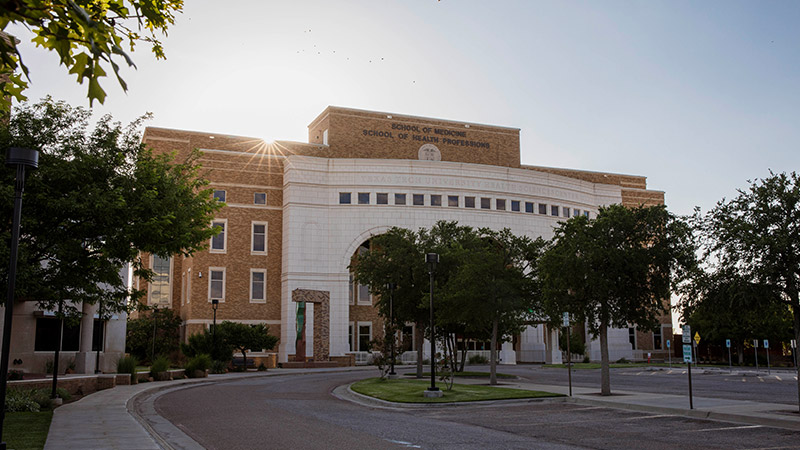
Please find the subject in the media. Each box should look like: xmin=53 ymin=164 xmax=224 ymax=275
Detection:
xmin=213 ymin=190 xmax=226 ymax=203
xmin=250 ymin=269 xmax=266 ymax=303
xmin=358 ymin=324 xmax=372 ymax=352
xmin=209 ymin=268 xmax=225 ymax=301
xmin=584 ymin=211 xmax=590 ymax=218
xmin=525 ymin=202 xmax=534 ymax=213
xmin=653 ymin=326 xmax=663 ymax=350
xmin=538 ymin=204 xmax=547 ymax=215
xmin=465 ymin=197 xmax=476 ymax=208
xmin=480 ymin=198 xmax=491 ymax=209
xmin=448 ymin=196 xmax=459 ymax=207
xmin=394 ymin=193 xmax=407 ymax=205
xmin=210 ymin=220 xmax=227 ymax=253
xmin=339 ymin=192 xmax=351 ymax=204
xmin=358 ymin=192 xmax=370 ymax=204
xmin=574 ymin=209 xmax=581 ymax=217
xmin=628 ymin=327 xmax=636 ymax=348
xmin=35 ymin=318 xmax=81 ymax=352
xmin=322 ymin=129 xmax=329 ymax=145
xmin=413 ymin=194 xmax=424 ymax=206
xmin=92 ymin=319 xmax=105 ymax=352
xmin=348 ymin=274 xmax=355 ymax=305
xmin=349 ymin=323 xmax=354 ymax=352
xmin=563 ymin=207 xmax=570 ymax=218
xmin=150 ymin=254 xmax=172 ymax=305
xmin=358 ymin=283 xmax=371 ymax=305
xmin=254 ymin=192 xmax=266 ymax=205
xmin=511 ymin=200 xmax=520 ymax=212
xmin=402 ymin=325 xmax=414 ymax=352
xmin=430 ymin=195 xmax=442 ymax=206
xmin=252 ymin=222 xmax=267 ymax=254
xmin=496 ymin=199 xmax=506 ymax=210
xmin=551 ymin=205 xmax=559 ymax=216
xmin=376 ymin=193 xmax=388 ymax=204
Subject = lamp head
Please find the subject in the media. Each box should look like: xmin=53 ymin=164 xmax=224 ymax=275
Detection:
xmin=211 ymin=299 xmax=219 ymax=310
xmin=425 ymin=253 xmax=439 ymax=271
xmin=6 ymin=147 xmax=39 ymax=169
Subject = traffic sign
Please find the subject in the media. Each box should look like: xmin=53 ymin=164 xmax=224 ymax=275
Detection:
xmin=726 ymin=339 xmax=731 ymax=348
xmin=694 ymin=332 xmax=701 ymax=345
xmin=562 ymin=312 xmax=569 ymax=327
xmin=666 ymin=339 xmax=671 ymax=348
xmin=753 ymin=339 xmax=758 ymax=348
xmin=683 ymin=344 xmax=693 ymax=363
xmin=682 ymin=325 xmax=691 ymax=343
xmin=764 ymin=340 xmax=769 ymax=349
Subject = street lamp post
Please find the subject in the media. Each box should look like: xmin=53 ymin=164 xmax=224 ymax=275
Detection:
xmin=424 ymin=253 xmax=442 ymax=398
xmin=95 ymin=301 xmax=103 ymax=374
xmin=388 ymin=283 xmax=397 ymax=378
xmin=211 ymin=299 xmax=219 ymax=357
xmin=1 ymin=147 xmax=39 ymax=450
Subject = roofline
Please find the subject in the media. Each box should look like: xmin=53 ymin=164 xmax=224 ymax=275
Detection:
xmin=308 ymin=106 xmax=521 ymax=132
xmin=521 ymin=164 xmax=648 ymax=181
xmin=143 ymin=126 xmax=265 ymax=142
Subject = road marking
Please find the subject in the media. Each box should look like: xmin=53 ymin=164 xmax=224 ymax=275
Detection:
xmin=693 ymin=425 xmax=762 ymax=432
xmin=386 ymin=439 xmax=421 ymax=448
xmin=776 ymin=376 xmax=782 ymax=381
xmin=625 ymin=414 xmax=673 ymax=420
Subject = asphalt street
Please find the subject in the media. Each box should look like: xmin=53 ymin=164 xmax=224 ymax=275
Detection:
xmin=154 ymin=368 xmax=800 ymax=449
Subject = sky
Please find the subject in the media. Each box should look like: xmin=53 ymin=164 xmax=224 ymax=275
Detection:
xmin=8 ymin=1 xmax=800 ymax=217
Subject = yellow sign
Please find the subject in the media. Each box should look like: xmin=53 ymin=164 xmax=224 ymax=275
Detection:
xmin=694 ymin=332 xmax=701 ymax=345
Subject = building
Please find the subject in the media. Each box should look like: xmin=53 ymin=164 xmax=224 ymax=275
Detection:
xmin=140 ymin=106 xmax=671 ymax=365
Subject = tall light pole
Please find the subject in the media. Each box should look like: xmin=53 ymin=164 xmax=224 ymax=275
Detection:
xmin=424 ymin=253 xmax=442 ymax=397
xmin=388 ymin=283 xmax=397 ymax=378
xmin=211 ymin=299 xmax=219 ymax=358
xmin=1 ymin=147 xmax=39 ymax=450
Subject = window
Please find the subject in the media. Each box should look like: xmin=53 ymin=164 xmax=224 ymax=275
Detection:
xmin=209 ymin=268 xmax=225 ymax=301
xmin=394 ymin=193 xmax=407 ymax=205
xmin=254 ymin=192 xmax=266 ymax=205
xmin=563 ymin=207 xmax=570 ymax=218
xmin=574 ymin=209 xmax=581 ymax=217
xmin=653 ymin=326 xmax=663 ymax=350
xmin=348 ymin=274 xmax=355 ymax=305
xmin=339 ymin=192 xmax=351 ymax=204
xmin=465 ymin=196 xmax=476 ymax=208
xmin=252 ymin=222 xmax=267 ymax=254
xmin=322 ymin=129 xmax=329 ymax=145
xmin=413 ymin=194 xmax=424 ymax=206
xmin=92 ymin=319 xmax=105 ymax=352
xmin=210 ymin=220 xmax=227 ymax=253
xmin=511 ymin=200 xmax=520 ymax=212
xmin=349 ymin=323 xmax=354 ymax=351
xmin=448 ymin=196 xmax=459 ymax=207
xmin=377 ymin=193 xmax=388 ymax=204
xmin=584 ymin=211 xmax=590 ymax=218
xmin=525 ymin=202 xmax=534 ymax=213
xmin=430 ymin=195 xmax=442 ymax=206
xmin=551 ymin=205 xmax=559 ymax=216
xmin=250 ymin=269 xmax=266 ymax=303
xmin=402 ymin=325 xmax=414 ymax=352
xmin=358 ymin=323 xmax=372 ymax=352
xmin=538 ymin=204 xmax=547 ymax=215
xmin=149 ymin=254 xmax=172 ymax=305
xmin=628 ymin=327 xmax=636 ymax=348
xmin=480 ymin=198 xmax=491 ymax=209
xmin=496 ymin=199 xmax=506 ymax=210
xmin=213 ymin=190 xmax=226 ymax=202
xmin=358 ymin=282 xmax=371 ymax=305
xmin=358 ymin=192 xmax=370 ymax=204
xmin=34 ymin=318 xmax=80 ymax=352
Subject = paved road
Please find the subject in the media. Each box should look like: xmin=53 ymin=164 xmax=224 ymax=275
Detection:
xmin=155 ymin=370 xmax=800 ymax=449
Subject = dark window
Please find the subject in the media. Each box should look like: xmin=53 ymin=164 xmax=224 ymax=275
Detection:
xmin=584 ymin=211 xmax=590 ymax=218
xmin=254 ymin=192 xmax=266 ymax=205
xmin=377 ymin=193 xmax=388 ymax=204
xmin=430 ymin=195 xmax=442 ymax=206
xmin=525 ymin=202 xmax=534 ymax=213
xmin=496 ymin=199 xmax=506 ymax=210
xmin=358 ymin=193 xmax=370 ymax=204
xmin=358 ymin=325 xmax=371 ymax=352
xmin=511 ymin=200 xmax=520 ymax=212
xmin=551 ymin=205 xmax=559 ymax=216
xmin=563 ymin=207 xmax=570 ymax=217
xmin=629 ymin=328 xmax=636 ymax=348
xmin=348 ymin=325 xmax=354 ymax=352
xmin=465 ymin=197 xmax=476 ymax=208
xmin=538 ymin=204 xmax=547 ymax=215
xmin=394 ymin=193 xmax=406 ymax=205
xmin=448 ymin=196 xmax=459 ymax=207
xmin=92 ymin=319 xmax=105 ymax=352
xmin=653 ymin=327 xmax=663 ymax=350
xmin=573 ymin=209 xmax=580 ymax=217
xmin=480 ymin=198 xmax=491 ymax=209
xmin=213 ymin=190 xmax=226 ymax=202
xmin=413 ymin=194 xmax=424 ymax=206
xmin=35 ymin=318 xmax=80 ymax=352
xmin=339 ymin=193 xmax=351 ymax=204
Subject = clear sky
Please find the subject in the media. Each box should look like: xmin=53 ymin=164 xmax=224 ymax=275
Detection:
xmin=9 ymin=1 xmax=800 ymax=216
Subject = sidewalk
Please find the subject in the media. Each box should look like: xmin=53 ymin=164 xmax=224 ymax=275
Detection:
xmin=43 ymin=367 xmax=800 ymax=450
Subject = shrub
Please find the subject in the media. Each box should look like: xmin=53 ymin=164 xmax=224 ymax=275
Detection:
xmin=185 ymin=354 xmax=212 ymax=377
xmin=615 ymin=357 xmax=630 ymax=364
xmin=7 ymin=370 xmax=23 ymax=380
xmin=181 ymin=329 xmax=233 ymax=363
xmin=468 ymin=354 xmax=489 ymax=365
xmin=5 ymin=389 xmax=41 ymax=413
xmin=117 ymin=355 xmax=138 ymax=376
xmin=559 ymin=330 xmax=587 ymax=356
xmin=257 ymin=362 xmax=267 ymax=372
xmin=210 ymin=359 xmax=228 ymax=374
xmin=44 ymin=359 xmax=54 ymax=375
xmin=127 ymin=308 xmax=182 ymax=363
xmin=55 ymin=387 xmax=71 ymax=401
xmin=149 ymin=355 xmax=170 ymax=377
xmin=582 ymin=355 xmax=591 ymax=363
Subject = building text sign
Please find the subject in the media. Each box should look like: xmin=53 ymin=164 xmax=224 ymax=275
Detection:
xmin=362 ymin=122 xmax=492 ymax=149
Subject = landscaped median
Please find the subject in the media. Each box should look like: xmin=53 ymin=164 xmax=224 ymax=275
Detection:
xmin=351 ymin=377 xmax=563 ymax=403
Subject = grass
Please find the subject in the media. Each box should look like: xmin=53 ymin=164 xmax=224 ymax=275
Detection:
xmin=351 ymin=377 xmax=562 ymax=403
xmin=5 ymin=411 xmax=53 ymax=450
xmin=412 ymin=371 xmax=517 ymax=379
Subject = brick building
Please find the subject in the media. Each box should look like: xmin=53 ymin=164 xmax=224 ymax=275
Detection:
xmin=139 ymin=106 xmax=671 ymax=365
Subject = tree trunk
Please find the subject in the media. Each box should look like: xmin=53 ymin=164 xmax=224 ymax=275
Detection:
xmin=242 ymin=350 xmax=247 ymax=370
xmin=490 ymin=318 xmax=498 ymax=385
xmin=415 ymin=321 xmax=424 ymax=378
xmin=793 ymin=301 xmax=800 ymax=412
xmin=460 ymin=343 xmax=467 ymax=372
xmin=600 ymin=322 xmax=611 ymax=396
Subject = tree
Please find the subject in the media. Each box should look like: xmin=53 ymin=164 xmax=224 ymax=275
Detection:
xmin=0 ymin=98 xmax=222 ymax=317
xmin=688 ymin=171 xmax=800 ymax=409
xmin=125 ymin=306 xmax=181 ymax=363
xmin=541 ymin=204 xmax=694 ymax=396
xmin=216 ymin=321 xmax=279 ymax=370
xmin=0 ymin=0 xmax=184 ymax=109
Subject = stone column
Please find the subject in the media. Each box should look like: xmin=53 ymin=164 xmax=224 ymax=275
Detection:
xmin=545 ymin=326 xmax=563 ymax=364
xmin=499 ymin=341 xmax=517 ymax=365
xmin=74 ymin=302 xmax=96 ymax=373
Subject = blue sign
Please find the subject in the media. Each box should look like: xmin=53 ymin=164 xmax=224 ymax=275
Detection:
xmin=666 ymin=340 xmax=671 ymax=348
xmin=764 ymin=340 xmax=769 ymax=349
xmin=726 ymin=339 xmax=731 ymax=348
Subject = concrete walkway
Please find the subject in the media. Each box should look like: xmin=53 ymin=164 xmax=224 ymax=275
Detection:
xmin=44 ymin=367 xmax=800 ymax=449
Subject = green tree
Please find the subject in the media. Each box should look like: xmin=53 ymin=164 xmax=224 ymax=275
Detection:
xmin=0 ymin=0 xmax=184 ymax=108
xmin=216 ymin=321 xmax=278 ymax=369
xmin=541 ymin=204 xmax=694 ymax=396
xmin=180 ymin=328 xmax=233 ymax=363
xmin=0 ymin=98 xmax=222 ymax=317
xmin=125 ymin=307 xmax=182 ymax=363
xmin=688 ymin=171 xmax=800 ymax=408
